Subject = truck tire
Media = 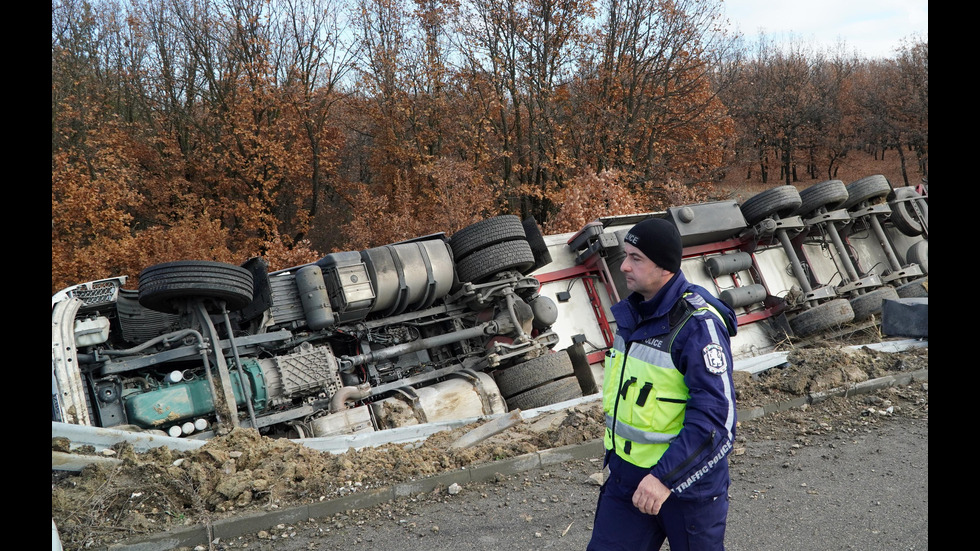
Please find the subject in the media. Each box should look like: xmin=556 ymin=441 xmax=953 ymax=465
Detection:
xmin=789 ymin=298 xmax=854 ymax=337
xmin=450 ymin=215 xmax=527 ymax=262
xmin=849 ymin=286 xmax=899 ymax=322
xmin=138 ymin=260 xmax=254 ymax=314
xmin=843 ymin=175 xmax=891 ymax=210
xmin=887 ymin=187 xmax=925 ymax=236
xmin=505 ymin=376 xmax=583 ymax=411
xmin=895 ymin=277 xmax=928 ymax=298
xmin=455 ymin=240 xmax=535 ymax=283
xmin=796 ymin=180 xmax=848 ymax=217
xmin=522 ymin=216 xmax=553 ymax=273
xmin=905 ymin=240 xmax=928 ymax=273
xmin=494 ymin=350 xmax=575 ymax=399
xmin=740 ymin=186 xmax=803 ymax=225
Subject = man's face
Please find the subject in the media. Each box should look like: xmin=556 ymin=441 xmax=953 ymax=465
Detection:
xmin=621 ymin=243 xmax=672 ymax=301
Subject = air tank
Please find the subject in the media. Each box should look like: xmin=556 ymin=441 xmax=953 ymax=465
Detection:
xmin=720 ymin=284 xmax=768 ymax=308
xmin=706 ymin=252 xmax=754 ymax=277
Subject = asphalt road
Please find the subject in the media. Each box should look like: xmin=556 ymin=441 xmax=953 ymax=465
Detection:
xmin=208 ymin=409 xmax=927 ymax=551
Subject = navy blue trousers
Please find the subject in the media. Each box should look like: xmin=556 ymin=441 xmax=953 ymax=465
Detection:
xmin=587 ymin=458 xmax=729 ymax=550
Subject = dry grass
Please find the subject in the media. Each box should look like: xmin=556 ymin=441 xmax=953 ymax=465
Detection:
xmin=712 ymin=148 xmax=926 ymax=203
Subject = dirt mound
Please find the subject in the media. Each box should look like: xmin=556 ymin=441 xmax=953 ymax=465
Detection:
xmin=733 ymin=345 xmax=928 ymax=407
xmin=52 ymin=345 xmax=927 ymax=550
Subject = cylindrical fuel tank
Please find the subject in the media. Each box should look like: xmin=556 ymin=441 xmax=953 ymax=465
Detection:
xmin=362 ymin=239 xmax=455 ymax=316
xmin=720 ymin=283 xmax=767 ymax=308
xmin=370 ymin=371 xmax=506 ymax=429
xmin=706 ymin=252 xmax=754 ymax=277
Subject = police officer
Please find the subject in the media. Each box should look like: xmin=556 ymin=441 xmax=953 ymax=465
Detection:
xmin=588 ymin=217 xmax=738 ymax=551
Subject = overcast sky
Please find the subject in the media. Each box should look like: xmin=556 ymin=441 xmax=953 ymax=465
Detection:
xmin=722 ymin=0 xmax=929 ymax=59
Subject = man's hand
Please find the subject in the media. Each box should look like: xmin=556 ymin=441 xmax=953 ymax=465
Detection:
xmin=632 ymin=474 xmax=671 ymax=515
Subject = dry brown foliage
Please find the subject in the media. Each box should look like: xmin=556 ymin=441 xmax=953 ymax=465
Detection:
xmin=544 ymin=170 xmax=643 ymax=234
xmin=50 ymin=0 xmax=925 ymax=293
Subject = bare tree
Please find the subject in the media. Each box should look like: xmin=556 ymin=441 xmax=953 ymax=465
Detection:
xmin=895 ymin=37 xmax=928 ymax=181
xmin=851 ymin=38 xmax=927 ymax=189
xmin=808 ymin=43 xmax=859 ymax=180
xmin=571 ymin=0 xmax=737 ymax=195
xmin=268 ymin=0 xmax=357 ymax=244
xmin=726 ymin=35 xmax=826 ymax=185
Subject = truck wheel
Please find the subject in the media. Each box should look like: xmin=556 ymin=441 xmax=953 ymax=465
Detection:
xmin=905 ymin=240 xmax=928 ymax=273
xmin=789 ymin=298 xmax=854 ymax=337
xmin=450 ymin=215 xmax=527 ymax=262
xmin=138 ymin=260 xmax=254 ymax=314
xmin=739 ymin=186 xmax=803 ymax=225
xmin=887 ymin=187 xmax=925 ymax=236
xmin=505 ymin=376 xmax=582 ymax=411
xmin=843 ymin=175 xmax=891 ymax=210
xmin=455 ymin=240 xmax=535 ymax=283
xmin=895 ymin=277 xmax=928 ymax=298
xmin=796 ymin=180 xmax=848 ymax=217
xmin=849 ymin=286 xmax=899 ymax=322
xmin=494 ymin=350 xmax=575 ymax=399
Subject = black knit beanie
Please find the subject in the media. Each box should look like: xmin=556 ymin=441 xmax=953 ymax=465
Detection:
xmin=623 ymin=217 xmax=682 ymax=273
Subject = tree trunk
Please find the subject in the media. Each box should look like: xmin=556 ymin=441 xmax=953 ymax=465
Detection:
xmin=758 ymin=147 xmax=768 ymax=184
xmin=896 ymin=140 xmax=909 ymax=186
xmin=781 ymin=139 xmax=792 ymax=185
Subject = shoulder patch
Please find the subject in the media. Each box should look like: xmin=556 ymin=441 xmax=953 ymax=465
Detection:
xmin=702 ymin=343 xmax=728 ymax=374
xmin=684 ymin=293 xmax=708 ymax=308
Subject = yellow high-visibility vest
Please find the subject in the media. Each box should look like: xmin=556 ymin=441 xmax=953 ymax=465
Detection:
xmin=603 ymin=296 xmax=724 ymax=468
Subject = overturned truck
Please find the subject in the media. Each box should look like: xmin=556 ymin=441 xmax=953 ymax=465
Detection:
xmin=52 ymin=175 xmax=928 ymax=442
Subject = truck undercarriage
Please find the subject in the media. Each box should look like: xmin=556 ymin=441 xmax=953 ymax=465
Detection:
xmin=52 ymin=176 xmax=928 ymax=444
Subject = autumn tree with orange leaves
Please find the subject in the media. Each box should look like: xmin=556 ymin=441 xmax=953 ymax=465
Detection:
xmin=52 ymin=0 xmax=347 ymax=292
xmin=569 ymin=0 xmax=735 ymax=194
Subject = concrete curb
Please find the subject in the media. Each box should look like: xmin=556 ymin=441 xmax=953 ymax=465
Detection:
xmin=103 ymin=368 xmax=928 ymax=551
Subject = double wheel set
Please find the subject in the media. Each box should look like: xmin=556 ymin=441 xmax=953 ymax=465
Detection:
xmin=738 ymin=175 xmax=928 ymax=338
xmin=447 ymin=214 xmax=552 ymax=284
xmin=449 ymin=215 xmax=579 ymax=410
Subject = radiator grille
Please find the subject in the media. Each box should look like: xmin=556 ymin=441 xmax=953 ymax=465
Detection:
xmin=70 ymin=279 xmax=123 ymax=310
